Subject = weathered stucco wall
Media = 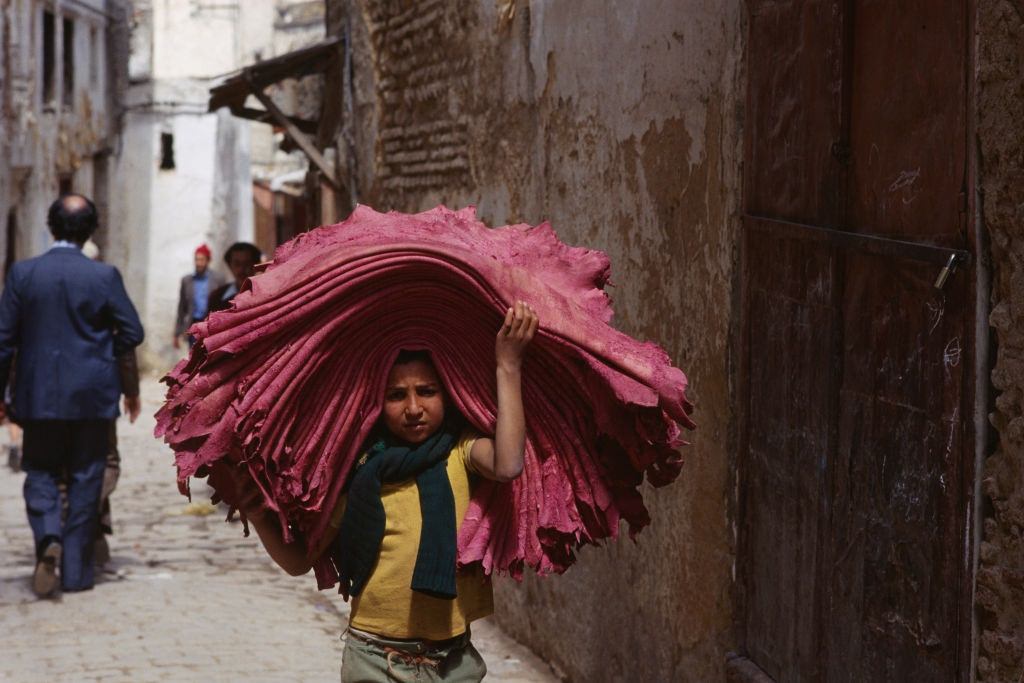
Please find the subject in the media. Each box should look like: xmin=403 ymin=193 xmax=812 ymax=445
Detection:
xmin=110 ymin=0 xmax=266 ymax=372
xmin=976 ymin=2 xmax=1024 ymax=681
xmin=0 ymin=0 xmax=126 ymax=263
xmin=335 ymin=2 xmax=743 ymax=679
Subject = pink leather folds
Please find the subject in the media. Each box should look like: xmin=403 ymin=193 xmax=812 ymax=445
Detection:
xmin=155 ymin=206 xmax=694 ymax=588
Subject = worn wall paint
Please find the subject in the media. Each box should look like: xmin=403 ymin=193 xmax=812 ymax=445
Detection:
xmin=334 ymin=1 xmax=743 ymax=679
xmin=109 ymin=0 xmax=272 ymax=372
xmin=0 ymin=0 xmax=125 ymax=263
xmin=975 ymin=2 xmax=1024 ymax=682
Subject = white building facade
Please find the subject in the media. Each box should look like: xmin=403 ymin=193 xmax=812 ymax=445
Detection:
xmin=0 ymin=0 xmax=129 ymax=271
xmin=109 ymin=0 xmax=284 ymax=371
xmin=0 ymin=1 xmax=329 ymax=373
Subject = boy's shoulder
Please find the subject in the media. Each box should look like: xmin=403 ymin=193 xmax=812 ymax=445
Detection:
xmin=456 ymin=427 xmax=484 ymax=473
xmin=457 ymin=427 xmax=482 ymax=445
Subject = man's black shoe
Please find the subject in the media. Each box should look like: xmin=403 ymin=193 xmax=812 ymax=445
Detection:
xmin=32 ymin=542 xmax=61 ymax=598
xmin=94 ymin=535 xmax=110 ymax=566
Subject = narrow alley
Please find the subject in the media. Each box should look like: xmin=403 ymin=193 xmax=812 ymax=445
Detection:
xmin=1 ymin=1 xmax=1022 ymax=681
xmin=0 ymin=378 xmax=556 ymax=683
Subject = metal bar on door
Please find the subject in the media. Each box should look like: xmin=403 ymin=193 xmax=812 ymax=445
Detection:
xmin=744 ymin=214 xmax=972 ymax=268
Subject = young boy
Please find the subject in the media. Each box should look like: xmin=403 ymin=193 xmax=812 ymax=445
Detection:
xmin=231 ymin=301 xmax=538 ymax=682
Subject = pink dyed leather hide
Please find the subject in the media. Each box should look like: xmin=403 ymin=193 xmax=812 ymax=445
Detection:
xmin=155 ymin=206 xmax=694 ymax=588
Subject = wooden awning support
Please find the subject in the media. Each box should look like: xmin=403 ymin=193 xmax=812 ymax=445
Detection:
xmin=231 ymin=106 xmax=319 ymax=135
xmin=243 ymin=72 xmax=339 ymax=190
xmin=208 ymin=37 xmax=343 ymax=190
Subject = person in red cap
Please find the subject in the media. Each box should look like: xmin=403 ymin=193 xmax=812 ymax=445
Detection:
xmin=174 ymin=244 xmax=225 ymax=349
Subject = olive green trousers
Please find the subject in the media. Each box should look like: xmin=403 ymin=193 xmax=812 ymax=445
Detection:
xmin=340 ymin=628 xmax=486 ymax=682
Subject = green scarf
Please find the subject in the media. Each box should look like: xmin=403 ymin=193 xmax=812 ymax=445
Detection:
xmin=329 ymin=422 xmax=460 ymax=600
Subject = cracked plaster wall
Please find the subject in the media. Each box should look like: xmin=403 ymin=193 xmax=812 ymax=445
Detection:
xmin=109 ymin=0 xmax=269 ymax=372
xmin=325 ymin=2 xmax=1024 ymax=680
xmin=332 ymin=1 xmax=744 ymax=680
xmin=0 ymin=0 xmax=126 ymax=264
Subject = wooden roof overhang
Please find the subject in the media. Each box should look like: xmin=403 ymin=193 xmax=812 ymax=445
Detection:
xmin=208 ymin=37 xmax=343 ymax=189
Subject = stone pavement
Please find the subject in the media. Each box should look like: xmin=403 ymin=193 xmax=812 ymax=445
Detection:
xmin=0 ymin=378 xmax=558 ymax=683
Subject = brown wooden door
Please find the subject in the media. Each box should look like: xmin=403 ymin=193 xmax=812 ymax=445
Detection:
xmin=738 ymin=2 xmax=974 ymax=681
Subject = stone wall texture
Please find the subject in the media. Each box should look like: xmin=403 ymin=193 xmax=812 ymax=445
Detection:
xmin=332 ymin=1 xmax=744 ymax=680
xmin=976 ymin=1 xmax=1024 ymax=682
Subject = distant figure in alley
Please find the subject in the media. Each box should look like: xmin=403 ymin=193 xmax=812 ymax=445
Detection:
xmin=207 ymin=241 xmax=261 ymax=314
xmin=174 ymin=243 xmax=224 ymax=349
xmin=0 ymin=194 xmax=144 ymax=597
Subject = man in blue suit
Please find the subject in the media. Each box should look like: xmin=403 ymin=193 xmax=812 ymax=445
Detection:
xmin=0 ymin=194 xmax=144 ymax=597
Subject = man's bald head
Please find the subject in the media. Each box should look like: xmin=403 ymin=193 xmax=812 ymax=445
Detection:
xmin=60 ymin=195 xmax=89 ymax=212
xmin=47 ymin=194 xmax=98 ymax=244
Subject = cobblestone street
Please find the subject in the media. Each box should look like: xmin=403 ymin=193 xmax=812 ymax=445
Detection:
xmin=0 ymin=379 xmax=556 ymax=683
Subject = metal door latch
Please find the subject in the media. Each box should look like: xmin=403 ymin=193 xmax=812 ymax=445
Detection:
xmin=934 ymin=253 xmax=959 ymax=290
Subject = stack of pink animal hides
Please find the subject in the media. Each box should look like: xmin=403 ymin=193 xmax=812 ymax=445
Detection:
xmin=155 ymin=205 xmax=694 ymax=589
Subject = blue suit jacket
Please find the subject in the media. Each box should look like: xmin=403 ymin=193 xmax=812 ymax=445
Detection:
xmin=0 ymin=246 xmax=145 ymax=420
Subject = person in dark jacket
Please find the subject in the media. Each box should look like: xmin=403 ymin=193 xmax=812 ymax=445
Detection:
xmin=174 ymin=244 xmax=224 ymax=349
xmin=0 ymin=194 xmax=144 ymax=597
xmin=207 ymin=241 xmax=261 ymax=315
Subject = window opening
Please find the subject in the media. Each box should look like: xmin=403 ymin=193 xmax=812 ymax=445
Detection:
xmin=63 ymin=17 xmax=75 ymax=108
xmin=59 ymin=174 xmax=73 ymax=195
xmin=160 ymin=133 xmax=176 ymax=170
xmin=42 ymin=10 xmax=55 ymax=104
xmin=89 ymin=26 xmax=99 ymax=86
xmin=5 ymin=211 xmax=17 ymax=278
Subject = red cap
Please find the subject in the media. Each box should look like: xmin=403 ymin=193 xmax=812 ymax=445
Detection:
xmin=195 ymin=244 xmax=211 ymax=258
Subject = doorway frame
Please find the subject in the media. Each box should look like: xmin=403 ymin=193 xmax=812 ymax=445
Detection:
xmin=729 ymin=2 xmax=986 ymax=681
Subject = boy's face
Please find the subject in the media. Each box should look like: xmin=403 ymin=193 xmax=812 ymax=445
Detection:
xmin=382 ymin=359 xmax=445 ymax=444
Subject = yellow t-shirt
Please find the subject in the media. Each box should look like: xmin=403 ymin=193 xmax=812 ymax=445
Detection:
xmin=328 ymin=430 xmax=494 ymax=640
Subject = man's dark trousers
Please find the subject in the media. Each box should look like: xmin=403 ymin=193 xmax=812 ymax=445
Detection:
xmin=0 ymin=246 xmax=144 ymax=592
xmin=23 ymin=420 xmax=109 ymax=590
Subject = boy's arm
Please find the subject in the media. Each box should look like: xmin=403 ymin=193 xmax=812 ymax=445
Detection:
xmin=246 ymin=512 xmax=315 ymax=576
xmin=248 ymin=500 xmax=344 ymax=577
xmin=471 ymin=301 xmax=538 ymax=482
xmin=218 ymin=463 xmax=329 ymax=576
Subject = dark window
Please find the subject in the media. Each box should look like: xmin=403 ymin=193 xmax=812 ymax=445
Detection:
xmin=89 ymin=26 xmax=99 ymax=86
xmin=5 ymin=211 xmax=17 ymax=278
xmin=58 ymin=174 xmax=73 ymax=195
xmin=62 ymin=17 xmax=75 ymax=107
xmin=42 ymin=10 xmax=55 ymax=104
xmin=160 ymin=133 xmax=176 ymax=170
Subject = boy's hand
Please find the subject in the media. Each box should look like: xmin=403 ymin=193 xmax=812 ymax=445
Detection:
xmin=474 ymin=301 xmax=538 ymax=483
xmin=208 ymin=461 xmax=268 ymax=522
xmin=495 ymin=301 xmax=539 ymax=370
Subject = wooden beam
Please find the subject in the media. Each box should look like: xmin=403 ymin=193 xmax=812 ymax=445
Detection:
xmin=229 ymin=105 xmax=319 ymax=135
xmin=244 ymin=73 xmax=340 ymax=190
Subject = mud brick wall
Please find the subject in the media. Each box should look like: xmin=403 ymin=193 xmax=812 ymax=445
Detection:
xmin=325 ymin=2 xmax=1024 ymax=680
xmin=333 ymin=1 xmax=745 ymax=680
xmin=361 ymin=0 xmax=473 ymax=196
xmin=975 ymin=2 xmax=1024 ymax=682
